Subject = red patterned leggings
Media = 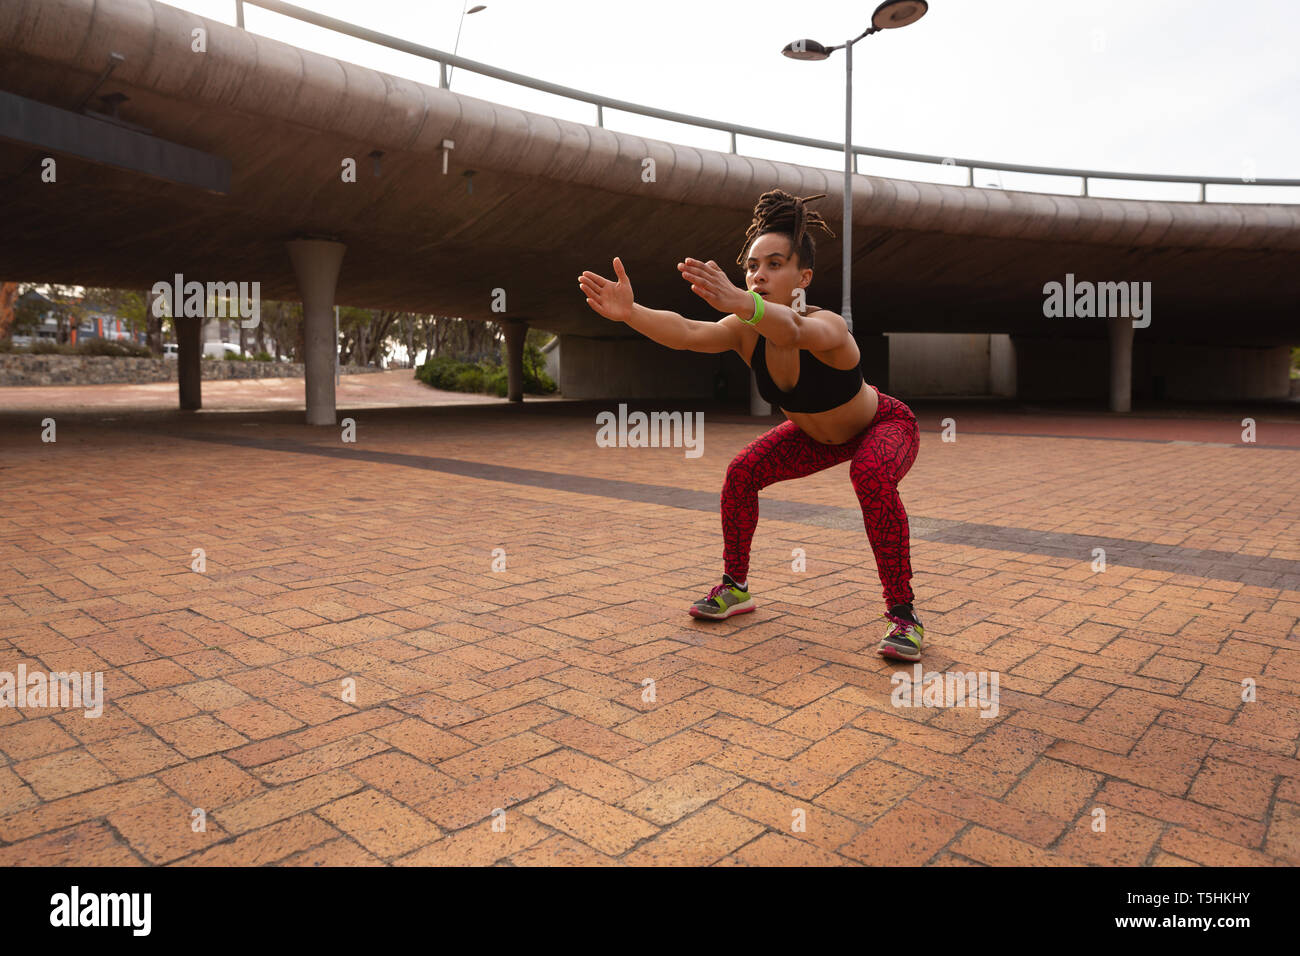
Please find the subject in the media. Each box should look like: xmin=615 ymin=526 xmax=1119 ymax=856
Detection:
xmin=721 ymin=387 xmax=920 ymax=607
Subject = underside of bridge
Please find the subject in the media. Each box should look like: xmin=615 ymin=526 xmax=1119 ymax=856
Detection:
xmin=1 ymin=0 xmax=1296 ymax=418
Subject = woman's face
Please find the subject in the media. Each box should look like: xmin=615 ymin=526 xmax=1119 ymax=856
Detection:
xmin=744 ymin=232 xmax=813 ymax=309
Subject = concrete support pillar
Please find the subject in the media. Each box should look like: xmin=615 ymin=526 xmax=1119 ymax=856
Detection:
xmin=502 ymin=318 xmax=528 ymax=403
xmin=990 ymin=333 xmax=1017 ymax=397
xmin=287 ymin=239 xmax=346 ymax=426
xmin=1108 ymin=314 xmax=1135 ymax=413
xmin=177 ymin=315 xmax=201 ymax=410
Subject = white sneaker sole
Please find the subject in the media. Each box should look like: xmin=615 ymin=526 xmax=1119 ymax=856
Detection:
xmin=689 ymin=597 xmax=755 ymax=620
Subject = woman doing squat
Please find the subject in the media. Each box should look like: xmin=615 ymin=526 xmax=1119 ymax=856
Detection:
xmin=578 ymin=188 xmax=923 ymax=660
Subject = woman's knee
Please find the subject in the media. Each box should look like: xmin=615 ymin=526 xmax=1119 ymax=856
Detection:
xmin=724 ymin=454 xmax=758 ymax=493
xmin=850 ymin=459 xmax=896 ymax=499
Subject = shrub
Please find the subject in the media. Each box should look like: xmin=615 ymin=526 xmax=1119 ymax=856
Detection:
xmin=75 ymin=337 xmax=129 ymax=356
xmin=223 ymin=351 xmax=250 ymax=361
xmin=73 ymin=338 xmax=151 ymax=357
xmin=254 ymin=350 xmax=274 ymax=362
xmin=484 ymin=366 xmax=509 ymax=397
xmin=416 ymin=346 xmax=556 ymax=396
xmin=452 ymin=366 xmax=485 ymax=392
xmin=29 ymin=339 xmax=68 ymax=354
xmin=0 ymin=338 xmax=14 ymax=353
xmin=415 ymin=354 xmax=464 ymax=390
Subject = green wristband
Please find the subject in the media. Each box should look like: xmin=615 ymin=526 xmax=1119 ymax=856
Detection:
xmin=741 ymin=289 xmax=765 ymax=326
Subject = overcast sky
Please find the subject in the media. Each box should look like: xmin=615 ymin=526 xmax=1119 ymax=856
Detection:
xmin=175 ymin=0 xmax=1298 ymax=203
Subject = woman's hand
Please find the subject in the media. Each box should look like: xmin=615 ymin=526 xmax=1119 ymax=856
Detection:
xmin=579 ymin=257 xmax=634 ymax=323
xmin=678 ymin=258 xmax=750 ymax=316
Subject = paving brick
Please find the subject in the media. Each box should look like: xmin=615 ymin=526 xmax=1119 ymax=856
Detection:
xmin=517 ymin=786 xmax=659 ymax=856
xmin=508 ymin=832 xmax=624 ymax=866
xmin=704 ymin=744 xmax=837 ymax=800
xmin=179 ymin=813 xmax=341 ymax=866
xmin=1005 ymin=758 xmax=1103 ymax=820
xmin=615 ymin=730 xmax=724 ymax=781
xmin=12 ymin=748 xmax=117 ymax=800
xmin=213 ymin=769 xmax=364 ymax=834
xmin=0 ymin=777 xmax=168 ymax=842
xmin=837 ymin=801 xmax=966 ymax=866
xmin=0 ymin=717 xmax=80 ymax=762
xmin=1095 ymin=780 xmax=1265 ymax=846
xmin=418 ymin=766 xmax=555 ymax=829
xmin=1053 ymin=808 xmax=1166 ymax=865
xmin=910 ymin=780 xmax=1068 ymax=847
xmin=527 ymin=750 xmax=645 ymax=803
xmin=251 ymin=733 xmax=392 ymax=786
xmin=1158 ymin=827 xmax=1287 ymax=866
xmin=816 ymin=760 xmax=925 ymax=825
xmin=1187 ymin=757 xmax=1276 ymax=820
xmin=107 ymin=794 xmax=229 ymax=864
xmin=623 ymin=805 xmax=764 ymax=866
xmin=615 ymin=699 xmax=717 ymax=744
xmin=316 ymin=788 xmax=443 ymax=859
xmin=279 ymin=835 xmax=386 ymax=866
xmin=718 ymin=781 xmax=861 ymax=853
xmin=436 ymin=731 xmax=560 ymax=782
xmin=1265 ymin=801 xmax=1300 ymax=863
xmin=947 ymin=826 xmax=1085 ymax=866
xmin=396 ymin=814 xmax=550 ymax=866
xmin=788 ymin=727 xmax=891 ymax=779
xmin=349 ymin=751 xmax=460 ymax=807
xmin=619 ymin=764 xmax=743 ymax=825
xmin=533 ymin=716 xmax=641 ymax=762
xmin=0 ymin=820 xmax=141 ymax=867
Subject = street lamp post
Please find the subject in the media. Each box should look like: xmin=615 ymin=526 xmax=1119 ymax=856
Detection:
xmin=446 ymin=3 xmax=487 ymax=90
xmin=783 ymin=0 xmax=928 ymax=333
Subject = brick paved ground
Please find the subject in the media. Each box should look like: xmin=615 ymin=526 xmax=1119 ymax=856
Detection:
xmin=1 ymin=392 xmax=1298 ymax=866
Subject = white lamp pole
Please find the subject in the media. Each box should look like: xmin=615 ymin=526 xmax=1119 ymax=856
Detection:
xmin=447 ymin=4 xmax=487 ymax=90
xmin=783 ymin=1 xmax=929 ymax=335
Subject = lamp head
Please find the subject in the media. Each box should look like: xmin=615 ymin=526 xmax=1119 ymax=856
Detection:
xmin=781 ymin=39 xmax=831 ymax=60
xmin=871 ymin=0 xmax=928 ymax=29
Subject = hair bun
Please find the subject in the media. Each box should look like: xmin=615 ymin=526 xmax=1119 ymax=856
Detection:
xmin=738 ymin=188 xmax=836 ymax=268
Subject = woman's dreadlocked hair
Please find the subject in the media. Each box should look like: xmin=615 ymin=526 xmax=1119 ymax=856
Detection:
xmin=736 ymin=188 xmax=836 ymax=271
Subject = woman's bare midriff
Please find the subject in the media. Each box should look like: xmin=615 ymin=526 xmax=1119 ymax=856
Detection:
xmin=738 ymin=320 xmax=878 ymax=446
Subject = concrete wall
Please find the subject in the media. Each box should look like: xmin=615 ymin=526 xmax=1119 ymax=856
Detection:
xmin=1143 ymin=343 xmax=1293 ymax=401
xmin=558 ymin=334 xmax=732 ymax=400
xmin=990 ymin=334 xmax=1016 ymax=397
xmin=1012 ymin=337 xmax=1294 ymax=401
xmin=553 ymin=331 xmax=1294 ymax=404
xmin=888 ymin=333 xmax=992 ymax=396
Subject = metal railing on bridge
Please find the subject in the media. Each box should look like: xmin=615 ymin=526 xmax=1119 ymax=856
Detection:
xmin=237 ymin=0 xmax=1299 ymax=204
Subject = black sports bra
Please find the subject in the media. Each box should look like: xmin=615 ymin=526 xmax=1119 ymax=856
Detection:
xmin=751 ymin=333 xmax=864 ymax=413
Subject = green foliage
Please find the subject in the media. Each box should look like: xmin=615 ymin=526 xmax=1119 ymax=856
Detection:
xmin=453 ymin=366 xmax=485 ymax=391
xmin=28 ymin=339 xmax=69 ymax=354
xmin=415 ymin=341 xmax=556 ymax=397
xmin=253 ymin=350 xmax=274 ymax=362
xmin=75 ymin=337 xmax=151 ymax=357
xmin=414 ymin=354 xmax=467 ymax=390
xmin=223 ymin=350 xmax=250 ymax=361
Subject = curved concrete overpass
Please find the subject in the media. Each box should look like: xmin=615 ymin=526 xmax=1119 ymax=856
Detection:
xmin=1 ymin=0 xmax=1296 ymax=416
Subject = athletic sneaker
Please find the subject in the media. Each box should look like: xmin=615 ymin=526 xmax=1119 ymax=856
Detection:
xmin=877 ymin=605 xmax=924 ymax=660
xmin=689 ymin=573 xmax=754 ymax=620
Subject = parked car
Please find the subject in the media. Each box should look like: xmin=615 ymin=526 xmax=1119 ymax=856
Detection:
xmin=162 ymin=343 xmax=178 ymax=360
xmin=202 ymin=341 xmax=245 ymax=359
